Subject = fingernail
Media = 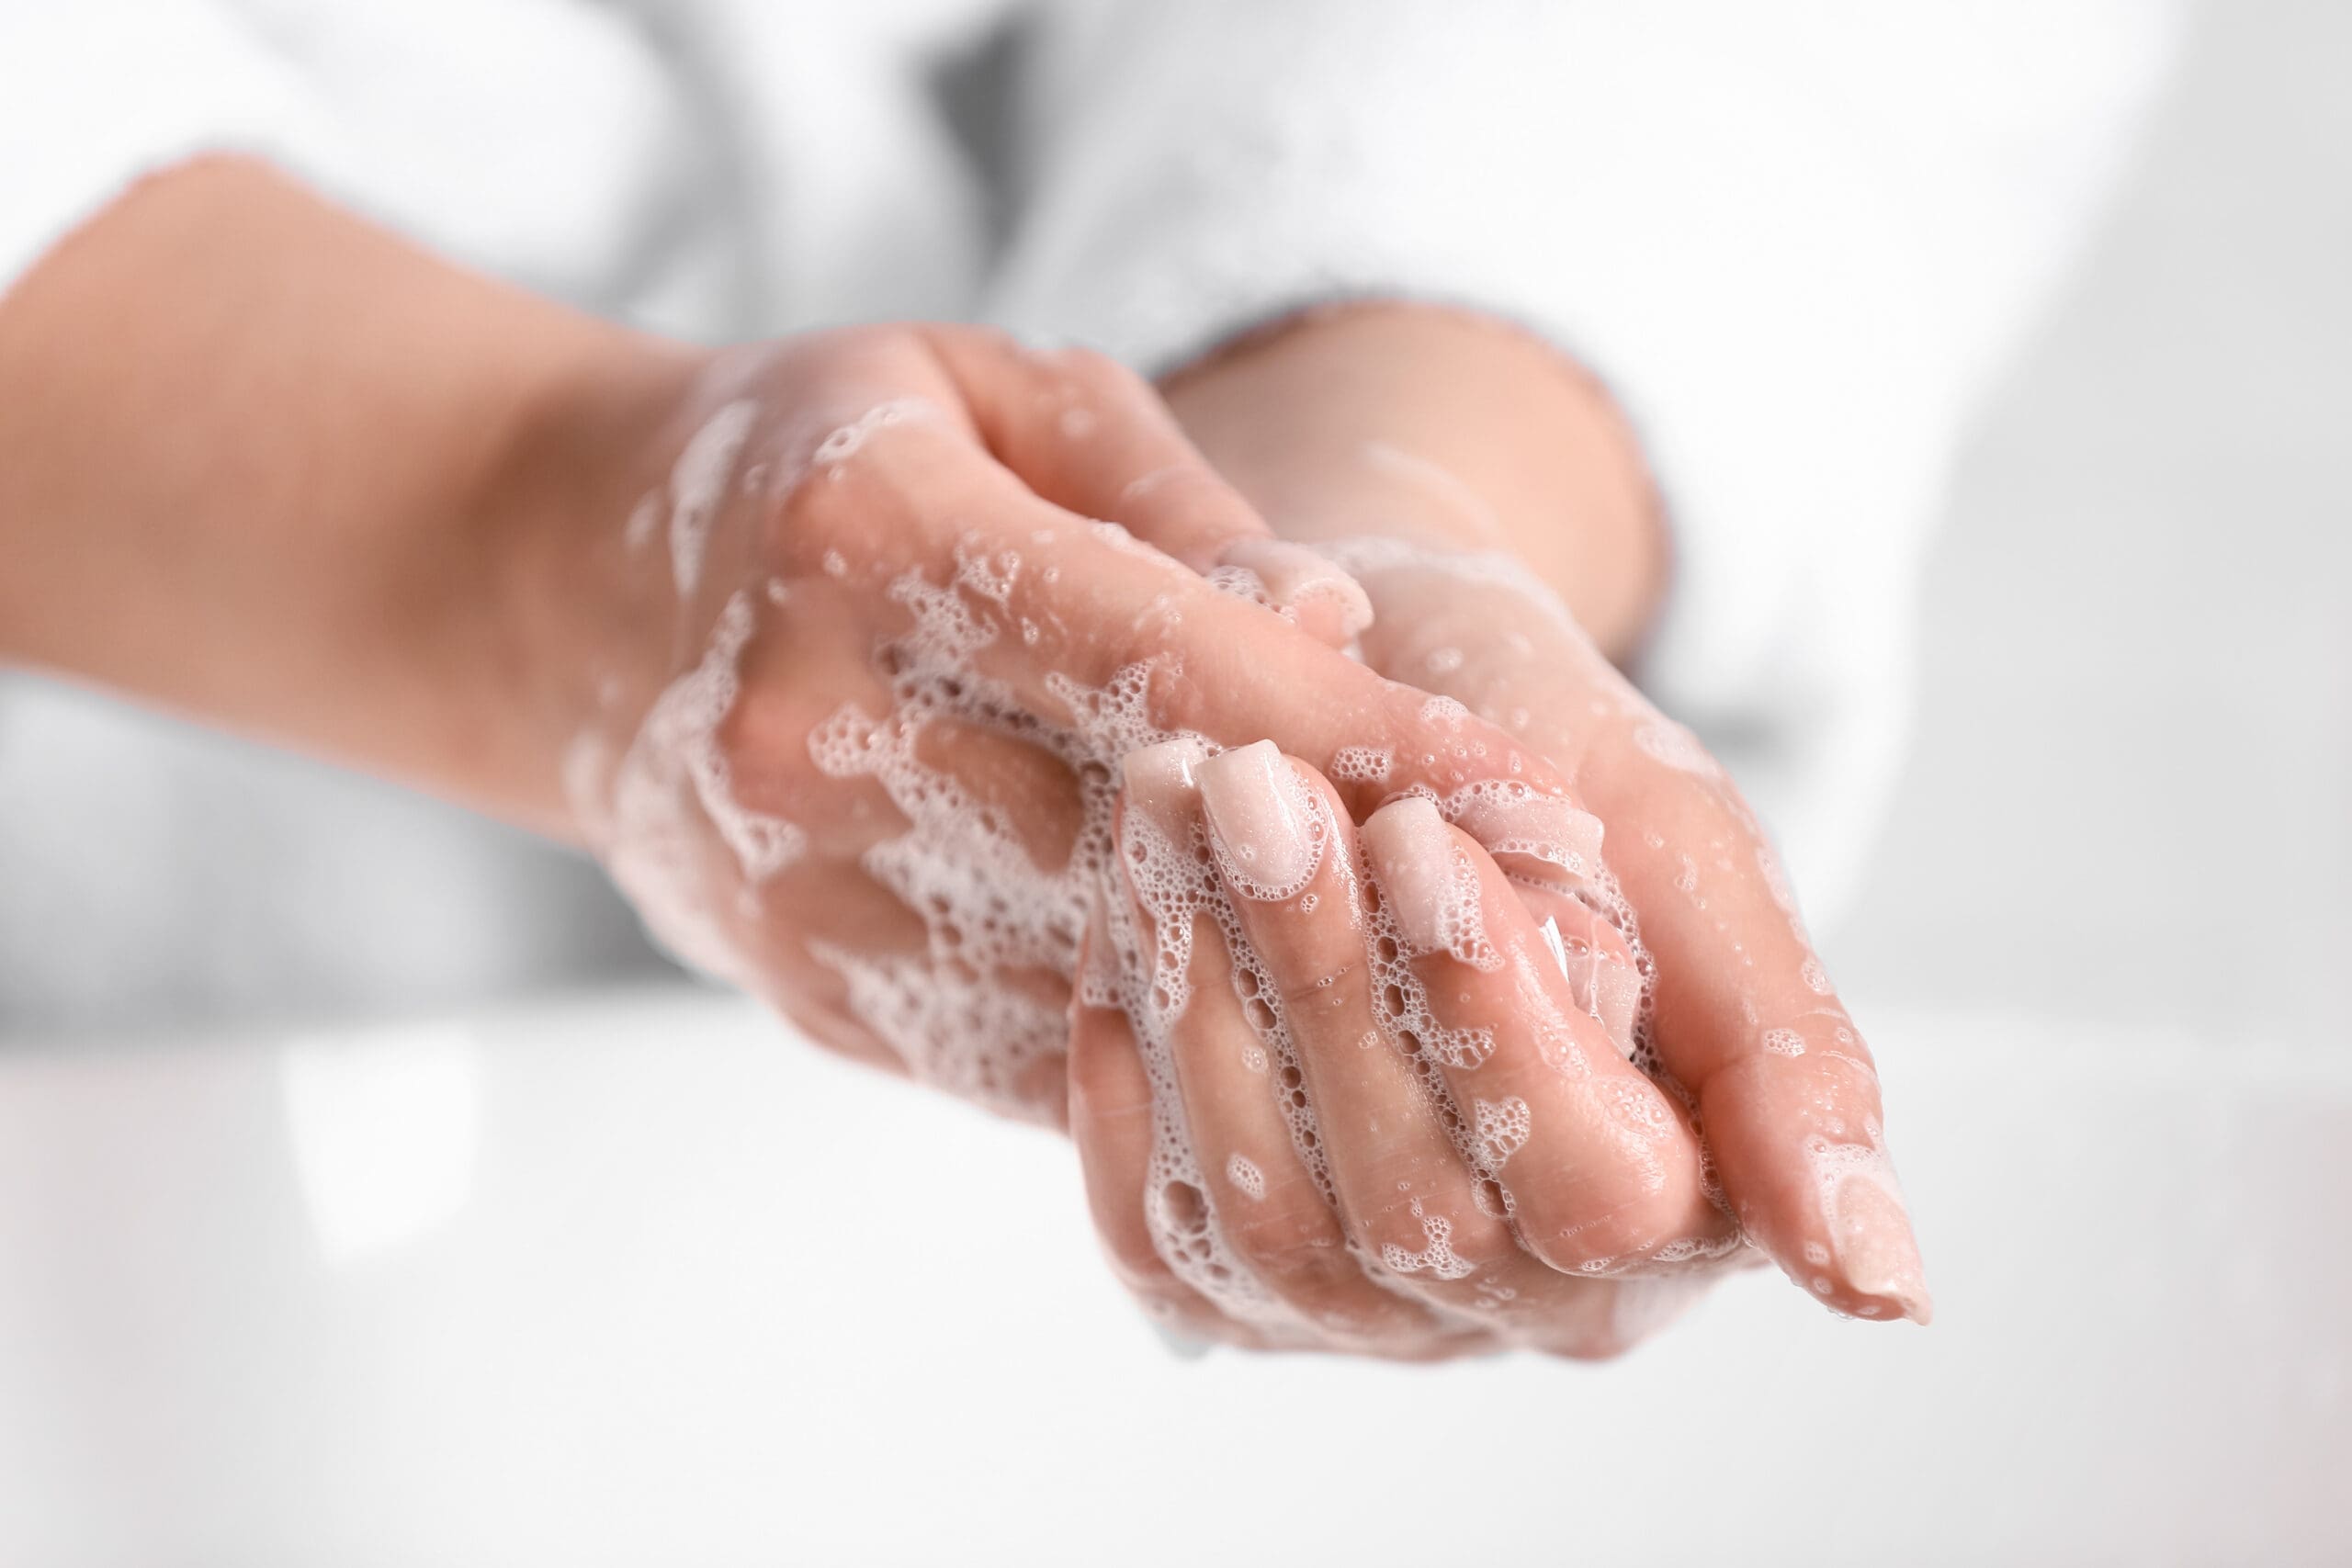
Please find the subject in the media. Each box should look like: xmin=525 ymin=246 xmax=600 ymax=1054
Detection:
xmin=1119 ymin=738 xmax=1206 ymax=838
xmin=1363 ymin=795 xmax=1472 ymax=958
xmin=1448 ymin=784 xmax=1604 ymax=885
xmin=1196 ymin=739 xmax=1321 ymax=897
xmin=1217 ymin=538 xmax=1374 ymax=640
xmin=1830 ymin=1168 xmax=1934 ymax=1325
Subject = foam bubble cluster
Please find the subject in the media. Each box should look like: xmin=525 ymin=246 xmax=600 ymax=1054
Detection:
xmin=591 ymin=591 xmax=804 ymax=986
xmin=666 ymin=400 xmax=759 ymax=598
xmin=579 ymin=461 xmax=1721 ymax=1337
xmin=1226 ymin=1154 xmax=1266 ymax=1201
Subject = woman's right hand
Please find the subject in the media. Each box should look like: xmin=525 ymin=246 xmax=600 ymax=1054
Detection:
xmin=535 ymin=324 xmax=1577 ymax=1126
xmin=1072 ymin=739 xmax=1745 ymax=1358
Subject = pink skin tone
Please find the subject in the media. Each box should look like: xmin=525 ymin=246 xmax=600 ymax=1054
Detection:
xmin=1081 ymin=729 xmax=1924 ymax=1357
xmin=1340 ymin=555 xmax=1934 ymax=1329
xmin=538 ymin=327 xmax=1600 ymax=1129
xmin=1100 ymin=303 xmax=1933 ymax=1347
xmin=0 ymin=162 xmax=1583 ymax=1137
xmin=1081 ymin=740 xmax=1724 ymax=1357
xmin=0 ymin=162 xmax=1927 ymax=1357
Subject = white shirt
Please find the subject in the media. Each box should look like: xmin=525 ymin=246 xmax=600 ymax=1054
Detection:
xmin=0 ymin=0 xmax=2182 ymax=1025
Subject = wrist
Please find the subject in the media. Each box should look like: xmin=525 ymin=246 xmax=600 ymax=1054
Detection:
xmin=1161 ymin=300 xmax=1668 ymax=662
xmin=474 ymin=330 xmax=719 ymax=838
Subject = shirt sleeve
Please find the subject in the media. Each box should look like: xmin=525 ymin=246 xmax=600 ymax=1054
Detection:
xmin=985 ymin=0 xmax=2183 ymax=919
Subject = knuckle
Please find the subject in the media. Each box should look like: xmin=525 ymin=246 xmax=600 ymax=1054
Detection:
xmin=1102 ymin=610 xmax=1169 ymax=678
xmin=1085 ymin=608 xmax=1204 ymax=728
xmin=1097 ymin=1223 xmax=1175 ymax=1292
xmin=1266 ymin=946 xmax=1363 ymax=1016
xmin=1052 ymin=344 xmax=1147 ymax=401
xmin=1220 ymin=1191 xmax=1422 ymax=1343
xmin=717 ymin=683 xmax=813 ymax=783
xmin=1541 ymin=1272 xmax=1707 ymax=1360
xmin=1491 ymin=1280 xmax=1626 ymax=1359
xmin=1123 ymin=466 xmax=1251 ymax=547
xmin=1541 ymin=1322 xmax=1638 ymax=1361
xmin=1125 ymin=460 xmax=1222 ymax=505
xmin=1067 ymin=1037 xmax=1142 ymax=1125
xmin=1521 ymin=1187 xmax=1685 ymax=1277
xmin=1136 ymin=650 xmax=1207 ymax=734
xmin=769 ymin=465 xmax=852 ymax=564
xmin=1353 ymin=1190 xmax=1498 ymax=1283
xmin=1221 ymin=1189 xmax=1345 ymax=1276
xmin=1076 ymin=1173 xmax=1167 ymax=1285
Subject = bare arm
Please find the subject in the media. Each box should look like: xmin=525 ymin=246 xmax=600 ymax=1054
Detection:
xmin=0 ymin=156 xmax=684 ymax=835
xmin=1164 ymin=301 xmax=1666 ymax=663
xmin=1159 ymin=303 xmax=1934 ymax=1325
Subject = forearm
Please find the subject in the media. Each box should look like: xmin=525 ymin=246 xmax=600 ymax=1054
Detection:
xmin=1161 ymin=302 xmax=1667 ymax=662
xmin=0 ymin=155 xmax=680 ymax=833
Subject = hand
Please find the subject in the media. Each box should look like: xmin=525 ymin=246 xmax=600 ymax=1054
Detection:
xmin=1335 ymin=543 xmax=1929 ymax=1328
xmin=536 ymin=324 xmax=1580 ymax=1125
xmin=1162 ymin=303 xmax=1932 ymax=1330
xmin=1071 ymin=738 xmax=1734 ymax=1357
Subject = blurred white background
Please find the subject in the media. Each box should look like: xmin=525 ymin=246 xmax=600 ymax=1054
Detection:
xmin=1836 ymin=0 xmax=2349 ymax=1054
xmin=1 ymin=3 xmax=2346 ymax=1563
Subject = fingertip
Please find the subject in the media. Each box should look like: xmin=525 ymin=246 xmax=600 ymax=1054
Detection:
xmin=1448 ymin=784 xmax=1607 ymax=894
xmin=1703 ymin=1055 xmax=1932 ymax=1327
xmin=1195 ymin=739 xmax=1326 ymax=900
xmin=1119 ymin=737 xmax=1208 ymax=827
xmin=1821 ymin=1161 xmax=1934 ymax=1325
xmin=1360 ymin=795 xmax=1464 ymax=958
xmin=1593 ymin=1271 xmax=1716 ymax=1357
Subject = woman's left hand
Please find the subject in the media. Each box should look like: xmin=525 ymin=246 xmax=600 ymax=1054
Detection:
xmin=1331 ymin=542 xmax=1932 ymax=1331
xmin=1151 ymin=302 xmax=1933 ymax=1338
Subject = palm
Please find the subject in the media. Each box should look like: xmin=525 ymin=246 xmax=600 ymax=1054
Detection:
xmin=1326 ymin=536 xmax=1930 ymax=1325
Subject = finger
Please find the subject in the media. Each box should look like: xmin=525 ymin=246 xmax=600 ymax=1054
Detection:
xmin=1582 ymin=716 xmax=1932 ymax=1324
xmin=917 ymin=328 xmax=1265 ymax=566
xmin=776 ymin=408 xmax=1549 ymax=811
xmin=1118 ymin=739 xmax=1451 ymax=1350
xmin=1068 ymin=906 xmax=1260 ymax=1347
xmin=1502 ymin=874 xmax=1645 ymax=1058
xmin=917 ymin=327 xmax=1371 ymax=644
xmin=1193 ymin=741 xmax=1635 ymax=1349
xmin=779 ymin=412 xmax=1317 ymax=714
xmin=1203 ymin=536 xmax=1377 ymax=651
xmin=1310 ymin=538 xmax=1929 ymax=1320
xmin=1359 ymin=795 xmax=1732 ymax=1275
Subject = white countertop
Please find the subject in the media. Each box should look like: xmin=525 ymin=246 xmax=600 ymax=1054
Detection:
xmin=3 ymin=987 xmax=2345 ymax=1566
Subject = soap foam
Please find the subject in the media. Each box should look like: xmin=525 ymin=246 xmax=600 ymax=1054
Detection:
xmin=1226 ymin=1153 xmax=1266 ymax=1201
xmin=586 ymin=591 xmax=806 ymax=988
xmin=1380 ymin=1195 xmax=1476 ymax=1281
xmin=667 ymin=400 xmax=759 ymax=598
xmin=583 ymin=490 xmax=1727 ymax=1339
